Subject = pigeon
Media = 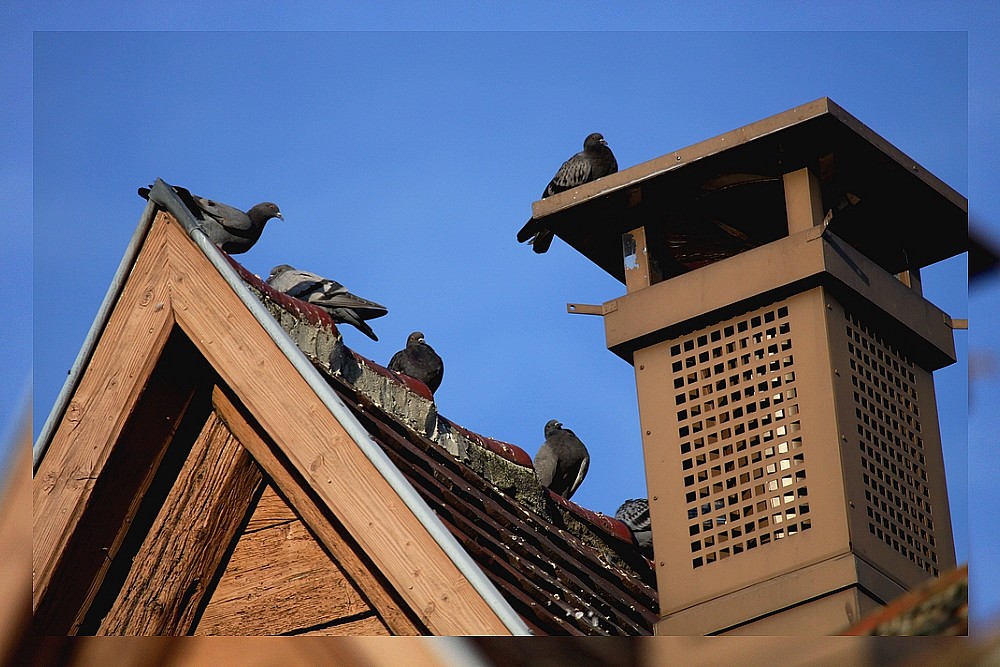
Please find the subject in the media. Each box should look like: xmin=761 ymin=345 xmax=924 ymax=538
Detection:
xmin=517 ymin=132 xmax=618 ymax=254
xmin=265 ymin=264 xmax=387 ymax=341
xmin=138 ymin=184 xmax=282 ymax=254
xmin=388 ymin=331 xmax=444 ymax=394
xmin=533 ymin=419 xmax=590 ymax=500
xmin=615 ymin=498 xmax=653 ymax=553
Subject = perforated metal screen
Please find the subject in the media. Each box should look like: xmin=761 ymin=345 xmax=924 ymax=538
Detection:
xmin=845 ymin=310 xmax=940 ymax=576
xmin=668 ymin=304 xmax=811 ymax=569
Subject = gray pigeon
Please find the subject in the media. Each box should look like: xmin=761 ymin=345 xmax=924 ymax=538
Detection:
xmin=533 ymin=419 xmax=590 ymax=500
xmin=517 ymin=132 xmax=618 ymax=253
xmin=138 ymin=184 xmax=282 ymax=254
xmin=388 ymin=332 xmax=444 ymax=394
xmin=265 ymin=264 xmax=387 ymax=341
xmin=615 ymin=498 xmax=652 ymax=553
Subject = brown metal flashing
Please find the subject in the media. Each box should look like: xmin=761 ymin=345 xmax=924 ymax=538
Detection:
xmin=529 ymin=98 xmax=966 ymax=282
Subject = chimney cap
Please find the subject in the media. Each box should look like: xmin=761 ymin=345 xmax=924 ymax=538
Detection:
xmin=530 ymin=97 xmax=967 ymax=283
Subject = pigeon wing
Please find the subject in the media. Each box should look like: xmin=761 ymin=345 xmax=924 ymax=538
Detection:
xmin=546 ymin=152 xmax=594 ymax=195
xmin=267 ymin=268 xmax=324 ymax=298
xmin=534 ymin=444 xmax=557 ymax=489
xmin=306 ymin=282 xmax=388 ymax=320
xmin=192 ymin=196 xmax=254 ymax=232
xmin=565 ymin=451 xmax=589 ymax=500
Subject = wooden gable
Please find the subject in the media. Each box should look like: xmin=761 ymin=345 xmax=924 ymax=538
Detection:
xmin=32 ymin=210 xmax=515 ymax=636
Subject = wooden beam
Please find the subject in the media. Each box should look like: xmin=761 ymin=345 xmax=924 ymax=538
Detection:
xmin=159 ymin=216 xmax=513 ymax=635
xmin=623 ymin=226 xmax=659 ymax=293
xmin=97 ymin=411 xmax=264 ymax=635
xmin=783 ymin=167 xmax=825 ymax=234
xmin=211 ymin=386 xmax=423 ymax=636
xmin=32 ymin=215 xmax=176 ymax=624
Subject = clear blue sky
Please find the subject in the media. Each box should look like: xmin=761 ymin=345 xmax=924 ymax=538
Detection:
xmin=6 ymin=3 xmax=997 ymax=630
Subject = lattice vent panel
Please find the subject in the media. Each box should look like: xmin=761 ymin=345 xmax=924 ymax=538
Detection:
xmin=670 ymin=304 xmax=810 ymax=569
xmin=845 ymin=310 xmax=939 ymax=575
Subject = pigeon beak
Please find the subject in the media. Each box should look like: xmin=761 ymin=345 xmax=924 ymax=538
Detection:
xmin=276 ymin=212 xmax=284 ymax=220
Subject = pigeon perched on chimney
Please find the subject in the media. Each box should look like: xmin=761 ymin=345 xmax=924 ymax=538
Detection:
xmin=516 ymin=132 xmax=618 ymax=253
xmin=138 ymin=184 xmax=282 ymax=254
xmin=265 ymin=264 xmax=387 ymax=341
xmin=388 ymin=332 xmax=444 ymax=394
xmin=533 ymin=419 xmax=590 ymax=500
xmin=615 ymin=498 xmax=653 ymax=554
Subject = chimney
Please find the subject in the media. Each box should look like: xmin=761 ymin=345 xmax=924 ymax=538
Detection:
xmin=536 ymin=98 xmax=965 ymax=634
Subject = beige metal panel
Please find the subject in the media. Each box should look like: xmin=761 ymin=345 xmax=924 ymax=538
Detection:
xmin=719 ymin=588 xmax=884 ymax=636
xmin=605 ymin=227 xmax=956 ymax=370
xmin=636 ymin=290 xmax=855 ymax=620
xmin=654 ymin=554 xmax=881 ymax=635
xmin=824 ymin=297 xmax=957 ymax=589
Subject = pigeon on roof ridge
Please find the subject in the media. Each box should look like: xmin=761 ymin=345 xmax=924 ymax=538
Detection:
xmin=265 ymin=264 xmax=387 ymax=341
xmin=517 ymin=132 xmax=618 ymax=254
xmin=533 ymin=419 xmax=590 ymax=500
xmin=138 ymin=184 xmax=282 ymax=254
xmin=387 ymin=331 xmax=445 ymax=394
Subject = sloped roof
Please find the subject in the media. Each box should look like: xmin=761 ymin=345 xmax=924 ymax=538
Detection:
xmin=231 ymin=257 xmax=658 ymax=635
xmin=32 ymin=179 xmax=656 ymax=636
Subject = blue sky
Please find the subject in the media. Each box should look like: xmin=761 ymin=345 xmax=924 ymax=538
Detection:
xmin=6 ymin=2 xmax=998 ymax=632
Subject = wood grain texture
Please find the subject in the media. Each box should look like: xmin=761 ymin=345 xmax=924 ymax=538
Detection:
xmin=97 ymin=412 xmax=264 ymax=635
xmin=32 ymin=218 xmax=178 ymax=634
xmin=194 ymin=482 xmax=374 ymax=636
xmin=245 ymin=484 xmax=297 ymax=533
xmin=211 ymin=387 xmax=422 ymax=636
xmin=154 ymin=214 xmax=511 ymax=635
xmin=293 ymin=613 xmax=390 ymax=636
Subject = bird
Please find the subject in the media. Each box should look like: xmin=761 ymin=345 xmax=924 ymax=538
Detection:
xmin=265 ymin=264 xmax=388 ymax=341
xmin=615 ymin=498 xmax=653 ymax=553
xmin=387 ymin=332 xmax=444 ymax=394
xmin=138 ymin=184 xmax=282 ymax=254
xmin=533 ymin=419 xmax=590 ymax=500
xmin=516 ymin=132 xmax=618 ymax=253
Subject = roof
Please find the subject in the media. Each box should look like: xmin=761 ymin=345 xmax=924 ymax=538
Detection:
xmin=231 ymin=256 xmax=659 ymax=635
xmin=529 ymin=97 xmax=968 ymax=283
xmin=31 ymin=179 xmax=657 ymax=636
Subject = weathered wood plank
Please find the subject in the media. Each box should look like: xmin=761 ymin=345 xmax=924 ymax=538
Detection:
xmin=211 ymin=387 xmax=420 ymax=636
xmin=162 ymin=216 xmax=511 ymax=635
xmin=194 ymin=482 xmax=374 ymax=636
xmin=33 ymin=216 xmax=182 ymax=631
xmin=96 ymin=411 xmax=264 ymax=635
xmin=245 ymin=484 xmax=297 ymax=533
xmin=293 ymin=613 xmax=390 ymax=636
